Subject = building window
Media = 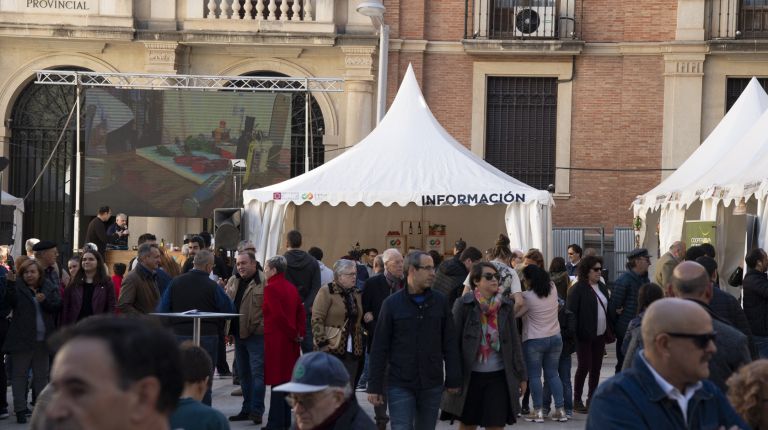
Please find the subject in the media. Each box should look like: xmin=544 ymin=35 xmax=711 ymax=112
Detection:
xmin=726 ymin=77 xmax=768 ymax=111
xmin=485 ymin=76 xmax=557 ymax=190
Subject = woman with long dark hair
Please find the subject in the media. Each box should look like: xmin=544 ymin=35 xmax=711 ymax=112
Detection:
xmin=519 ymin=264 xmax=566 ymax=422
xmin=442 ymin=262 xmax=527 ymax=429
xmin=2 ymin=259 xmax=61 ymax=423
xmin=60 ymin=250 xmax=116 ymax=325
xmin=566 ymin=255 xmax=610 ymax=413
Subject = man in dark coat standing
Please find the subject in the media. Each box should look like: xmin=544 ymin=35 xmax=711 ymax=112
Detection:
xmin=743 ymin=247 xmax=768 ymax=359
xmin=431 ymin=246 xmax=482 ymax=306
xmin=84 ymin=206 xmax=111 ymax=258
xmin=156 ymin=249 xmax=234 ymax=406
xmin=367 ymin=251 xmax=461 ymax=430
xmin=283 ymin=230 xmax=320 ymax=353
xmin=609 ymin=247 xmax=651 ymax=373
xmin=262 ymin=255 xmax=305 ymax=430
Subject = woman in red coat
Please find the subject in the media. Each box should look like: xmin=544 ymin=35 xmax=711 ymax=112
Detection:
xmin=263 ymin=255 xmax=306 ymax=430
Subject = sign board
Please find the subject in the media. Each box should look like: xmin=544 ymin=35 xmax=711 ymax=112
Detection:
xmin=684 ymin=220 xmax=717 ymax=248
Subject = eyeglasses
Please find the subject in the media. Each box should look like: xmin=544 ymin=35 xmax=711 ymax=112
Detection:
xmin=665 ymin=331 xmax=717 ymax=349
xmin=591 ymin=267 xmax=602 ymax=272
xmin=480 ymin=273 xmax=501 ymax=281
xmin=285 ymin=392 xmax=325 ymax=409
xmin=414 ymin=265 xmax=435 ymax=271
xmin=340 ymin=272 xmax=357 ymax=277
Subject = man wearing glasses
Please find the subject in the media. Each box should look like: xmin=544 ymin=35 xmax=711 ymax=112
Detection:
xmin=367 ymin=251 xmax=461 ymax=430
xmin=587 ymin=297 xmax=748 ymax=429
xmin=274 ymin=352 xmax=375 ymax=429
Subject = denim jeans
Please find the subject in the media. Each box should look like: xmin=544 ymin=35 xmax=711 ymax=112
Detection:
xmin=387 ymin=385 xmax=443 ymax=430
xmin=358 ymin=351 xmax=370 ymax=387
xmin=235 ymin=334 xmax=266 ymax=416
xmin=543 ymin=353 xmax=573 ymax=413
xmin=176 ymin=335 xmax=218 ymax=406
xmin=524 ymin=334 xmax=564 ymax=410
xmin=754 ymin=335 xmax=768 ymax=359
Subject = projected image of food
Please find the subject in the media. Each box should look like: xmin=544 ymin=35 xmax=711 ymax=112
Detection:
xmin=82 ymin=89 xmax=292 ymax=217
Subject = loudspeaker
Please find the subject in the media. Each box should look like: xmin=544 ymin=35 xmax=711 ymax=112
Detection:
xmin=214 ymin=208 xmax=242 ymax=250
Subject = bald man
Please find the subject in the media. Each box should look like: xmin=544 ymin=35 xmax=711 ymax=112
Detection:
xmin=586 ymin=298 xmax=747 ymax=429
xmin=625 ymin=261 xmax=751 ymax=392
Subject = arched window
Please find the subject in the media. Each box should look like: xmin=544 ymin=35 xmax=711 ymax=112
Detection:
xmin=9 ymin=67 xmax=88 ymax=252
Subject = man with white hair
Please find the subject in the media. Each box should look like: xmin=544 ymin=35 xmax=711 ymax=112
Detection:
xmin=655 ymin=241 xmax=685 ymax=288
xmin=24 ymin=238 xmax=39 ymax=257
xmin=107 ymin=213 xmax=130 ymax=249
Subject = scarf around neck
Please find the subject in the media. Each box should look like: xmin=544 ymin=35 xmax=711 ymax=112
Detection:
xmin=474 ymin=289 xmax=503 ymax=362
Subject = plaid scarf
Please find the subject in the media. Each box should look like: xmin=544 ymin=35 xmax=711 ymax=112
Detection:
xmin=474 ymin=289 xmax=502 ymax=362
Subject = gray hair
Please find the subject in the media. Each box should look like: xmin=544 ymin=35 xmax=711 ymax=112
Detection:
xmin=193 ymin=249 xmax=214 ymax=268
xmin=373 ymin=254 xmax=384 ymax=269
xmin=332 ymin=259 xmax=357 ymax=282
xmin=237 ymin=240 xmax=256 ymax=253
xmin=381 ymin=248 xmax=402 ymax=264
xmin=266 ymin=255 xmax=287 ymax=274
xmin=116 ymin=213 xmax=127 ymax=221
xmin=137 ymin=243 xmax=157 ymax=259
xmin=25 ymin=238 xmax=39 ymax=254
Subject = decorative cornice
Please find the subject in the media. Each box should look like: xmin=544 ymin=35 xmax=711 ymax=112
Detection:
xmin=341 ymin=45 xmax=375 ymax=81
xmin=143 ymin=41 xmax=188 ymax=73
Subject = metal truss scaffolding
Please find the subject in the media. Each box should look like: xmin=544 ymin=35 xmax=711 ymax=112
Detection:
xmin=35 ymin=70 xmax=344 ymax=92
xmin=34 ymin=70 xmax=343 ymax=252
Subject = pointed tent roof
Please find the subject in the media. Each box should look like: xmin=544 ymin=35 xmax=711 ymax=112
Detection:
xmin=634 ymin=77 xmax=768 ymax=212
xmin=243 ymin=64 xmax=553 ymax=207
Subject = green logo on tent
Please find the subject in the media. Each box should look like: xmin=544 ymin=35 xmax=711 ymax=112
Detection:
xmin=294 ymin=364 xmax=306 ymax=379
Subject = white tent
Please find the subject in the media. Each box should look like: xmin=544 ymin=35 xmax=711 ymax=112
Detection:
xmin=242 ymin=64 xmax=554 ymax=262
xmin=0 ymin=191 xmax=24 ymax=257
xmin=633 ymin=78 xmax=768 ymax=253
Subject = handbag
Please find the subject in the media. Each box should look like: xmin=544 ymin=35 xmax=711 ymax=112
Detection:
xmin=323 ymin=320 xmax=348 ymax=350
xmin=728 ymin=266 xmax=744 ymax=287
xmin=591 ymin=285 xmax=616 ymax=344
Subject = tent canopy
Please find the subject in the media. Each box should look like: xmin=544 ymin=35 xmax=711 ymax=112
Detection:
xmin=0 ymin=191 xmax=24 ymax=257
xmin=634 ymin=77 xmax=768 ymax=214
xmin=243 ymin=64 xmax=552 ymax=261
xmin=244 ymin=64 xmax=553 ymax=208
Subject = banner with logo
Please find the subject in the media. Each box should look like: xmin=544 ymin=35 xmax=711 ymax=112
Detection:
xmin=425 ymin=236 xmax=445 ymax=254
xmin=684 ymin=220 xmax=717 ymax=248
xmin=385 ymin=235 xmax=405 ymax=255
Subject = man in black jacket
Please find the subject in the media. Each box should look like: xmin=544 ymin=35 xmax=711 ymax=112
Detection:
xmin=84 ymin=206 xmax=110 ymax=258
xmin=431 ymin=246 xmax=482 ymax=306
xmin=156 ymin=249 xmax=235 ymax=406
xmin=743 ymin=247 xmax=768 ymax=359
xmin=283 ymin=230 xmax=321 ymax=353
xmin=367 ymin=251 xmax=461 ymax=430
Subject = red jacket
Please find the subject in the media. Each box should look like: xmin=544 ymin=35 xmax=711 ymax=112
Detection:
xmin=263 ymin=272 xmax=305 ymax=385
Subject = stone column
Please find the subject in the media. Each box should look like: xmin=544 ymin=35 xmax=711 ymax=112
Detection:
xmin=661 ymin=50 xmax=707 ymax=179
xmin=341 ymin=46 xmax=376 ymax=147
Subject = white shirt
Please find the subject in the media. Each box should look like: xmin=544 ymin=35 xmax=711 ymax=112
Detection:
xmin=591 ymin=283 xmax=607 ymax=336
xmin=639 ymin=353 xmax=703 ymax=425
xmin=318 ymin=261 xmax=334 ymax=286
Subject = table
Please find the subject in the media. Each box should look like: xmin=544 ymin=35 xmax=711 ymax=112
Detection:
xmin=151 ymin=311 xmax=241 ymax=346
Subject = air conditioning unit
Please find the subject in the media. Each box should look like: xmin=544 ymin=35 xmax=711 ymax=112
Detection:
xmin=513 ymin=6 xmax=555 ymax=38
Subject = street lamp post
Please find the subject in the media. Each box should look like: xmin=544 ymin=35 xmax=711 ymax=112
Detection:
xmin=356 ymin=1 xmax=388 ymax=124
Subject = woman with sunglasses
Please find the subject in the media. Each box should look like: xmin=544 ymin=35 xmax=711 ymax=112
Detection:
xmin=60 ymin=250 xmax=116 ymax=326
xmin=441 ymin=262 xmax=527 ymax=430
xmin=566 ymin=255 xmax=611 ymax=414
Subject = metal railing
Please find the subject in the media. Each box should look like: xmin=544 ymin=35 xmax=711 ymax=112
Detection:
xmin=464 ymin=0 xmax=581 ymax=40
xmin=707 ymin=0 xmax=768 ymax=39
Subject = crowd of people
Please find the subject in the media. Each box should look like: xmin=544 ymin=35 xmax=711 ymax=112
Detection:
xmin=0 ymin=221 xmax=767 ymax=430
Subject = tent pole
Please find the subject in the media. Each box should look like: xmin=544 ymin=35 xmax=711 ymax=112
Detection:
xmin=73 ymin=82 xmax=82 ymax=253
xmin=305 ymin=83 xmax=310 ymax=174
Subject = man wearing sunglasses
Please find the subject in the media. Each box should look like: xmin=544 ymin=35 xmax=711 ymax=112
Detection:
xmin=274 ymin=352 xmax=375 ymax=429
xmin=587 ymin=298 xmax=748 ymax=429
xmin=624 ymin=262 xmax=751 ymax=391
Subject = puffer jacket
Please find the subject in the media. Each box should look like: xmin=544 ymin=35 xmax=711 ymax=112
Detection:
xmin=609 ymin=269 xmax=648 ymax=337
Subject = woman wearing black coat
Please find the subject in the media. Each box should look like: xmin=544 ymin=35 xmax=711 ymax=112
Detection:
xmin=565 ymin=255 xmax=610 ymax=414
xmin=2 ymin=259 xmax=61 ymax=423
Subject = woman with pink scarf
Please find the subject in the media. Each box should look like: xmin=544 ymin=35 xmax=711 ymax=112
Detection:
xmin=441 ymin=262 xmax=527 ymax=430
